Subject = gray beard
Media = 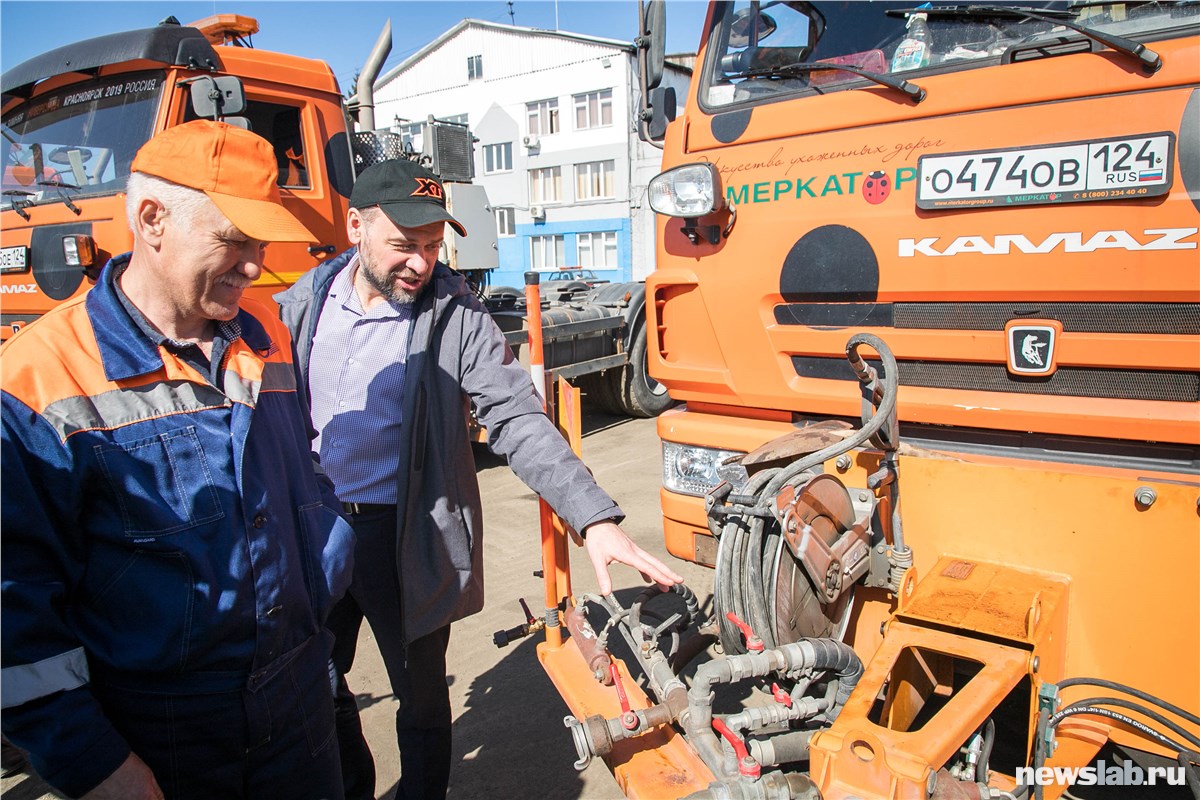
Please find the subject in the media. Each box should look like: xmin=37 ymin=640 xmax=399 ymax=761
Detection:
xmin=360 ymin=260 xmax=419 ymax=305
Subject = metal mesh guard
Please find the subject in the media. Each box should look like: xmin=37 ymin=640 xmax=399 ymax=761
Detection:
xmin=351 ymin=132 xmax=409 ymax=173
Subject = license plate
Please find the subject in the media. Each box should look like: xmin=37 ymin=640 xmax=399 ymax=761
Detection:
xmin=0 ymin=245 xmax=29 ymax=273
xmin=916 ymin=132 xmax=1174 ymax=210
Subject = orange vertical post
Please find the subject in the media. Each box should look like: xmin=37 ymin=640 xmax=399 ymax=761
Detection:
xmin=525 ymin=271 xmax=563 ymax=649
xmin=553 ymin=376 xmax=582 ymax=601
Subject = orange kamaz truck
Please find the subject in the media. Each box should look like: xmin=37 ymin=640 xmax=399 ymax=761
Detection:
xmin=0 ymin=15 xmax=360 ymax=334
xmin=532 ymin=2 xmax=1200 ymax=799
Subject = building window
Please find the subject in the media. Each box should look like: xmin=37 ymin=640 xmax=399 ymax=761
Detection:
xmin=573 ymin=89 xmax=613 ymax=130
xmin=575 ymin=160 xmax=615 ymax=200
xmin=577 ymin=231 xmax=618 ymax=268
xmin=531 ymin=235 xmax=566 ymax=269
xmin=467 ymin=55 xmax=483 ymax=80
xmin=529 ymin=166 xmax=562 ymax=204
xmin=496 ymin=207 xmax=516 ymax=237
xmin=526 ymin=98 xmax=560 ymax=137
xmin=483 ymin=142 xmax=512 ymax=174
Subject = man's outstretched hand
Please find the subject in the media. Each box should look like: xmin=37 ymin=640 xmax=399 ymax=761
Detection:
xmin=82 ymin=753 xmax=163 ymax=800
xmin=581 ymin=521 xmax=683 ymax=596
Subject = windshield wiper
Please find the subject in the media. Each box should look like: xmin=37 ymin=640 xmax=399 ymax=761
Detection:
xmin=886 ymin=4 xmax=1162 ymax=73
xmin=2 ymin=190 xmax=35 ymax=220
xmin=726 ymin=62 xmax=927 ymax=102
xmin=36 ymin=180 xmax=83 ymax=215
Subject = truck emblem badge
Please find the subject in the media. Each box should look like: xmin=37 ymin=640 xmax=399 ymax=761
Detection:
xmin=1005 ymin=320 xmax=1059 ymax=376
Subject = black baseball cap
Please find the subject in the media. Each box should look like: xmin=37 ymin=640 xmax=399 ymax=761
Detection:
xmin=350 ymin=159 xmax=467 ymax=236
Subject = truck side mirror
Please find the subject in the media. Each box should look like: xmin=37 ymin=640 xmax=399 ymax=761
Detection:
xmin=642 ymin=0 xmax=666 ymax=90
xmin=637 ymin=0 xmax=669 ymax=146
xmin=647 ymin=87 xmax=676 ymax=141
xmin=189 ymin=75 xmax=246 ymax=120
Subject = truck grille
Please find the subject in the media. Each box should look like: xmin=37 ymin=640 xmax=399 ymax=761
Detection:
xmin=791 ymin=357 xmax=1200 ymax=403
xmin=893 ymin=302 xmax=1200 ymax=334
xmin=775 ymin=302 xmax=1200 ymax=334
xmin=777 ymin=302 xmax=1200 ymax=403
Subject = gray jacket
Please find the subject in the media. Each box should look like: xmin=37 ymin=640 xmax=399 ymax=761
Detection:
xmin=276 ymin=251 xmax=621 ymax=642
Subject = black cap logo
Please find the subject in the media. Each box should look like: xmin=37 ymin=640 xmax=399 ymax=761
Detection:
xmin=411 ymin=177 xmax=444 ymax=200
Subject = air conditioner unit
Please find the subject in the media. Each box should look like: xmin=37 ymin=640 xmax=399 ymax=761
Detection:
xmin=522 ymin=134 xmax=540 ymax=149
xmin=529 ymin=205 xmax=545 ymax=220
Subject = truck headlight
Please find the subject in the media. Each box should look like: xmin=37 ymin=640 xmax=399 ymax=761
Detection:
xmin=662 ymin=441 xmax=748 ymax=497
xmin=648 ymin=162 xmax=725 ymax=218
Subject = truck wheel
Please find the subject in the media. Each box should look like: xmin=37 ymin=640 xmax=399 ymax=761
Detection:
xmin=577 ymin=372 xmax=623 ymax=414
xmin=619 ymin=323 xmax=674 ymax=418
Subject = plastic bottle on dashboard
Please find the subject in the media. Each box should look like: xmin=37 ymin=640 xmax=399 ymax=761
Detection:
xmin=890 ymin=7 xmax=932 ymax=72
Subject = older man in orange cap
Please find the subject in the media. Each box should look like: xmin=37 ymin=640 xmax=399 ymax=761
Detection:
xmin=1 ymin=120 xmax=354 ymax=800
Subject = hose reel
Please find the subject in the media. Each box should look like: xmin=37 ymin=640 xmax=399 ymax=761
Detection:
xmin=709 ymin=333 xmax=903 ymax=656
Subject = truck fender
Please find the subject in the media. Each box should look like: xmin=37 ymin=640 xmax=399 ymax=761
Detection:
xmin=581 ymin=281 xmax=672 ymax=418
xmin=583 ymin=280 xmax=648 ymax=351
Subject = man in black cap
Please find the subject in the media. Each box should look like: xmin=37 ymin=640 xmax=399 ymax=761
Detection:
xmin=276 ymin=159 xmax=682 ymax=800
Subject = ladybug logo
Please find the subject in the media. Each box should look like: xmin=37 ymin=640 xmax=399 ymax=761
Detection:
xmin=862 ymin=170 xmax=891 ymax=205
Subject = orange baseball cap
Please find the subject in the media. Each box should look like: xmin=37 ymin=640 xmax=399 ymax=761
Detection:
xmin=131 ymin=120 xmax=314 ymax=242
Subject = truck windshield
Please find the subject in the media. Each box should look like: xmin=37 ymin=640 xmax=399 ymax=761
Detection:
xmin=2 ymin=70 xmax=164 ymax=209
xmin=703 ymin=1 xmax=1197 ymax=108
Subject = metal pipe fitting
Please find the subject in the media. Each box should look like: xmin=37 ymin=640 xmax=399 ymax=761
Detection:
xmin=684 ymin=638 xmax=863 ymax=776
xmin=723 ymin=696 xmax=827 ymax=734
xmin=565 ymin=603 xmax=613 ymax=685
xmin=681 ymin=771 xmax=821 ymax=800
xmin=746 ymin=729 xmax=817 ymax=768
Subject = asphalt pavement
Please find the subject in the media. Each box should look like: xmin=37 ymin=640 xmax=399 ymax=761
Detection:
xmin=1 ymin=408 xmax=714 ymax=800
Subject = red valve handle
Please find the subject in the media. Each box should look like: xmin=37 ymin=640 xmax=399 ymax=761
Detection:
xmin=771 ymin=682 xmax=793 ymax=707
xmin=725 ymin=611 xmax=765 ymax=652
xmin=609 ymin=663 xmax=639 ymax=731
xmin=712 ymin=717 xmax=761 ymax=779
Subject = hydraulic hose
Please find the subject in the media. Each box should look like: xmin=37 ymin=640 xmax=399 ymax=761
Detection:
xmin=715 ymin=470 xmax=778 ymax=654
xmin=1049 ymin=705 xmax=1193 ymax=753
xmin=976 ymin=718 xmax=996 ymax=783
xmin=710 ymin=335 xmax=903 ymax=652
xmin=1029 ymin=689 xmax=1200 ymax=800
xmin=630 ymin=582 xmax=704 ymax=670
xmin=1056 ymin=677 xmax=1200 ymax=726
xmin=760 ymin=333 xmax=900 ymax=502
xmin=1055 ymin=697 xmax=1200 ymax=750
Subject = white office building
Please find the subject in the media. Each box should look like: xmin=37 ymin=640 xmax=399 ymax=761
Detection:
xmin=372 ymin=19 xmax=691 ymax=288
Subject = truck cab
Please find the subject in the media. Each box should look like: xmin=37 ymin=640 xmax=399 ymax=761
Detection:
xmin=533 ymin=3 xmax=1198 ymax=797
xmin=1 ymin=16 xmax=354 ymax=339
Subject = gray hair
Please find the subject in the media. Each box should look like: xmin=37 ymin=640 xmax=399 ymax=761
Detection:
xmin=125 ymin=172 xmax=215 ymax=235
xmin=356 ymin=206 xmax=383 ymax=224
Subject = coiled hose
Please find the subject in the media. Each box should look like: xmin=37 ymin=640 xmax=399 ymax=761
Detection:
xmin=712 ymin=334 xmax=900 ymax=654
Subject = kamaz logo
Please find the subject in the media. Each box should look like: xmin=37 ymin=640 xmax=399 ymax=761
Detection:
xmin=898 ymin=228 xmax=1198 ymax=257
xmin=0 ymin=284 xmax=38 ymax=294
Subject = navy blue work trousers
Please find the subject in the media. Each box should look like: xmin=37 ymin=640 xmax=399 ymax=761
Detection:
xmin=330 ymin=505 xmax=453 ymax=800
xmin=91 ymin=633 xmax=343 ymax=800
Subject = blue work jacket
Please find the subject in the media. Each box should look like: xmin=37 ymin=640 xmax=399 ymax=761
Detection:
xmin=0 ymin=254 xmax=354 ymax=796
